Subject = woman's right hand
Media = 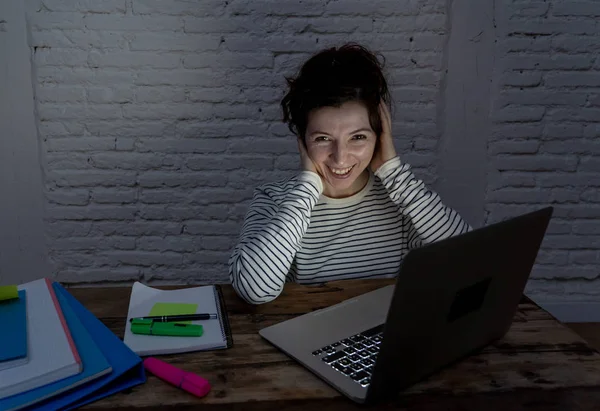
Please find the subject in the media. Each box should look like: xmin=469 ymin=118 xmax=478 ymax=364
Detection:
xmin=297 ymin=138 xmax=319 ymax=175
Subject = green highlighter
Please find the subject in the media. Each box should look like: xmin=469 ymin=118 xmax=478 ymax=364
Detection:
xmin=130 ymin=319 xmax=203 ymax=337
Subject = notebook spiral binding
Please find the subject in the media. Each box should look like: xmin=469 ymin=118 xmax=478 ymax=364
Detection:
xmin=213 ymin=286 xmax=233 ymax=348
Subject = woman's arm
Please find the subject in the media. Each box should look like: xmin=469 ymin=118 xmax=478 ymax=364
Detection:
xmin=371 ymin=102 xmax=470 ymax=249
xmin=375 ymin=157 xmax=471 ymax=249
xmin=228 ymin=172 xmax=322 ymax=304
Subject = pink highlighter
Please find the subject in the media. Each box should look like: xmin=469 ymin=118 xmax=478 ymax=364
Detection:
xmin=143 ymin=357 xmax=211 ymax=398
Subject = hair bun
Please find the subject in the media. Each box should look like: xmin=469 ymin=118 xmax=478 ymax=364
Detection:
xmin=282 ymin=43 xmax=390 ymax=139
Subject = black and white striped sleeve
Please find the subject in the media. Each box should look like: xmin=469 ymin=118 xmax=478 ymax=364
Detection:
xmin=228 ymin=172 xmax=323 ymax=304
xmin=375 ymin=157 xmax=471 ymax=249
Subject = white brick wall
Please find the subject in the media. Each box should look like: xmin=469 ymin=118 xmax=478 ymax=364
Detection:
xmin=488 ymin=0 xmax=600 ymax=304
xmin=23 ymin=0 xmax=600 ymax=307
xmin=28 ymin=0 xmax=447 ymax=284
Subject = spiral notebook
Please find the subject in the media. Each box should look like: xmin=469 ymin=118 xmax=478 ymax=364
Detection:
xmin=123 ymin=282 xmax=232 ymax=356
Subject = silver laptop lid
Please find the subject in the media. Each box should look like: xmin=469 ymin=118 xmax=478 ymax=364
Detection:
xmin=367 ymin=207 xmax=553 ymax=402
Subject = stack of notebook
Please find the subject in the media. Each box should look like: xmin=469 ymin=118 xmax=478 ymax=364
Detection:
xmin=0 ymin=278 xmax=146 ymax=411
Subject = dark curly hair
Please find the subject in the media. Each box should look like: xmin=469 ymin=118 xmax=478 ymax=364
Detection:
xmin=281 ymin=43 xmax=391 ymax=140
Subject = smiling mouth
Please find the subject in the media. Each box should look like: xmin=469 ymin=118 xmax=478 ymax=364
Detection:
xmin=328 ymin=165 xmax=354 ymax=176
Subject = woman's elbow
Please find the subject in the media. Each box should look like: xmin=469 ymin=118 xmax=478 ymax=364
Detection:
xmin=230 ymin=271 xmax=283 ymax=305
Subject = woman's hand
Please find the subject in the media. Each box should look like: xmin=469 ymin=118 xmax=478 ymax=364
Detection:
xmin=298 ymin=137 xmax=319 ymax=174
xmin=370 ymin=101 xmax=397 ymax=173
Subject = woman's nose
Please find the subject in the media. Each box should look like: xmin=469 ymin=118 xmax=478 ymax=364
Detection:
xmin=331 ymin=142 xmax=349 ymax=164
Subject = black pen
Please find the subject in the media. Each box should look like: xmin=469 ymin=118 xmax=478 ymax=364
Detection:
xmin=129 ymin=313 xmax=217 ymax=322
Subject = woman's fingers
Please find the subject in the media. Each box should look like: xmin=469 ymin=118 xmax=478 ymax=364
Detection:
xmin=298 ymin=138 xmax=317 ymax=174
xmin=370 ymin=100 xmax=397 ymax=173
xmin=379 ymin=100 xmax=392 ymax=136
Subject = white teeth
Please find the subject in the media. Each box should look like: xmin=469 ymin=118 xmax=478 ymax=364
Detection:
xmin=330 ymin=166 xmax=353 ymax=175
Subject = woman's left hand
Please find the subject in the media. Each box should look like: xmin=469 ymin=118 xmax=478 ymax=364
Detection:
xmin=370 ymin=101 xmax=397 ymax=173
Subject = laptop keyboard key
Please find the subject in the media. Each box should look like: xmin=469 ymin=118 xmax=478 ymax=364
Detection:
xmin=344 ymin=346 xmax=357 ymax=354
xmin=350 ymin=363 xmax=362 ymax=372
xmin=349 ymin=354 xmax=361 ymax=362
xmin=360 ymin=377 xmax=371 ymax=386
xmin=358 ymin=350 xmax=370 ymax=359
xmin=312 ymin=349 xmax=322 ymax=356
xmin=332 ymin=362 xmax=346 ymax=372
xmin=341 ymin=366 xmax=353 ymax=376
xmin=339 ymin=358 xmax=351 ymax=366
xmin=351 ymin=371 xmax=369 ymax=381
xmin=322 ymin=351 xmax=346 ymax=363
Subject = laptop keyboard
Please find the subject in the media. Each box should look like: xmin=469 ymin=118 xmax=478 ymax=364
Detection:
xmin=311 ymin=324 xmax=384 ymax=387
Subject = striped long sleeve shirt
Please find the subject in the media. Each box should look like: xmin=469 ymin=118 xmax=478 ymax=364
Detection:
xmin=229 ymin=157 xmax=471 ymax=304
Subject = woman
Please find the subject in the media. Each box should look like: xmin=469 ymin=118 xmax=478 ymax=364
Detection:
xmin=229 ymin=44 xmax=471 ymax=304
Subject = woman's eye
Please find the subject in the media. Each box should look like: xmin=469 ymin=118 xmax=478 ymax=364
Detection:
xmin=314 ymin=136 xmax=329 ymax=142
xmin=352 ymin=134 xmax=367 ymax=140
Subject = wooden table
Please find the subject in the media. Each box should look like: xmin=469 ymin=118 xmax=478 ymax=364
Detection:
xmin=70 ymin=279 xmax=600 ymax=411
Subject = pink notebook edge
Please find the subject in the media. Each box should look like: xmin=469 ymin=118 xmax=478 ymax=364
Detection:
xmin=44 ymin=277 xmax=82 ymax=369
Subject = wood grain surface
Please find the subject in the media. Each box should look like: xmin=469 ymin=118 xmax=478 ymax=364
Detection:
xmin=67 ymin=279 xmax=600 ymax=411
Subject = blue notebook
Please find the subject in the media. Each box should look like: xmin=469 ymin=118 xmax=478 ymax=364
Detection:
xmin=43 ymin=282 xmax=145 ymax=411
xmin=0 ymin=287 xmax=112 ymax=411
xmin=0 ymin=290 xmax=28 ymax=371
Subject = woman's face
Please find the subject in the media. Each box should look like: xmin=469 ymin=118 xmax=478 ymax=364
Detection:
xmin=304 ymin=101 xmax=377 ymax=198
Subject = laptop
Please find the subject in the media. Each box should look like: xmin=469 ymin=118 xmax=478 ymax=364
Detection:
xmin=259 ymin=207 xmax=553 ymax=404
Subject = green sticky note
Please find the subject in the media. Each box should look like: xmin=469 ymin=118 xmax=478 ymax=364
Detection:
xmin=0 ymin=285 xmax=18 ymax=302
xmin=149 ymin=302 xmax=198 ymax=324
